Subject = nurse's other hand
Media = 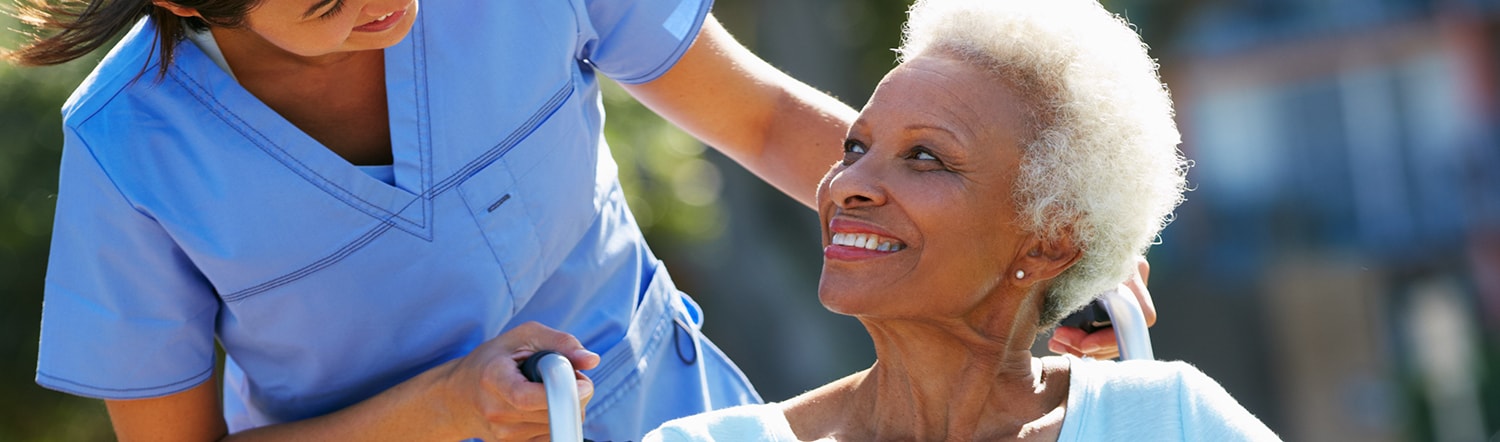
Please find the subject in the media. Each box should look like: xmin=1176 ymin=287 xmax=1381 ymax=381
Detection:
xmin=1048 ymin=256 xmax=1157 ymax=359
xmin=441 ymin=321 xmax=600 ymax=441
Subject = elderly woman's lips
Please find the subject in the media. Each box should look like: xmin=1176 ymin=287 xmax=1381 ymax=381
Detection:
xmin=830 ymin=232 xmax=907 ymax=252
xmin=825 ymin=231 xmax=907 ymax=261
xmin=825 ymin=218 xmax=907 ymax=260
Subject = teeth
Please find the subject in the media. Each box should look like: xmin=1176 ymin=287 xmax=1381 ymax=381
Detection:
xmin=377 ymin=12 xmax=393 ymax=21
xmin=830 ymin=232 xmax=906 ymax=252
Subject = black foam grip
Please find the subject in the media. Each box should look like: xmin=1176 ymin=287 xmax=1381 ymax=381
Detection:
xmin=1058 ymin=300 xmax=1111 ymax=334
xmin=520 ymin=350 xmax=559 ymax=383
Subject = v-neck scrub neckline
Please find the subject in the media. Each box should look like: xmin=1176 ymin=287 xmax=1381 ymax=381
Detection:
xmin=170 ymin=23 xmax=433 ymax=232
xmin=181 ymin=27 xmax=403 ymax=187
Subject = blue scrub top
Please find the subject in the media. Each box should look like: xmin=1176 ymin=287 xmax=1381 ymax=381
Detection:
xmin=36 ymin=0 xmax=759 ymax=438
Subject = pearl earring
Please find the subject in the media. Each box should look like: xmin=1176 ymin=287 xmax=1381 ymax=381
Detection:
xmin=1015 ymin=270 xmax=1026 ymax=279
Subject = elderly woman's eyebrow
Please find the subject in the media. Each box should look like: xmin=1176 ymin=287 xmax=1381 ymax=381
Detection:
xmin=904 ymin=123 xmax=957 ymax=140
xmin=904 ymin=118 xmax=974 ymax=147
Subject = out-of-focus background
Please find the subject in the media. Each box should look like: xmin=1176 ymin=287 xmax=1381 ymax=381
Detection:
xmin=2 ymin=0 xmax=1497 ymax=440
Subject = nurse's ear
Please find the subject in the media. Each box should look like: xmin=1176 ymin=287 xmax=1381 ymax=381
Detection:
xmin=152 ymin=1 xmax=203 ymax=19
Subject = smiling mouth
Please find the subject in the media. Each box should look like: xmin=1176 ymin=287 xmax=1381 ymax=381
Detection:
xmin=831 ymin=232 xmax=907 ymax=252
xmin=353 ymin=7 xmax=406 ymax=32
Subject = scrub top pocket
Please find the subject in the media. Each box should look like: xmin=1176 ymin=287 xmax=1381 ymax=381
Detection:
xmin=581 ymin=260 xmax=763 ymax=440
xmin=456 ymin=82 xmax=604 ymax=309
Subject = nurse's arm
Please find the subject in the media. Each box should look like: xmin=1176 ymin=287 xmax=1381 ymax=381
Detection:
xmin=104 ymin=380 xmax=226 ymax=441
xmin=621 ymin=14 xmax=857 ymax=209
xmin=104 ymin=365 xmax=470 ymax=441
xmin=103 ymin=322 xmax=598 ymax=441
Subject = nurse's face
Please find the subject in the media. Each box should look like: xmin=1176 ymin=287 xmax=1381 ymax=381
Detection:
xmin=239 ymin=0 xmax=418 ymax=57
xmin=816 ymin=52 xmax=1032 ymax=319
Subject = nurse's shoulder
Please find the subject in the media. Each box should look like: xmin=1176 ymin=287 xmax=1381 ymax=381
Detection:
xmin=61 ymin=18 xmax=163 ymax=131
xmin=59 ymin=17 xmax=208 ymax=200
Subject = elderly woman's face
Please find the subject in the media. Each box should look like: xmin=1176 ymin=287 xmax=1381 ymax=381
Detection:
xmin=816 ymin=53 xmax=1032 ymax=318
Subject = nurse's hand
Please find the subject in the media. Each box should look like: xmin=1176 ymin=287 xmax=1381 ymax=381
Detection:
xmin=1048 ymin=256 xmax=1157 ymax=359
xmin=104 ymin=322 xmax=597 ymax=442
xmin=442 ymin=321 xmax=600 ymax=441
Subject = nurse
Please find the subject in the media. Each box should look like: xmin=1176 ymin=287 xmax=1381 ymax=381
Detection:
xmin=9 ymin=0 xmax=1146 ymax=440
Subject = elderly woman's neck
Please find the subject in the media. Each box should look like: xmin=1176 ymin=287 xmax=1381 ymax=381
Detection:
xmin=856 ymin=318 xmax=1061 ymax=436
xmin=783 ymin=291 xmax=1071 ymax=440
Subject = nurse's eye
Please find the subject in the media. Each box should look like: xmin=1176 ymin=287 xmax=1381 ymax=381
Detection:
xmin=317 ymin=0 xmax=346 ymax=20
xmin=841 ymin=140 xmax=867 ymax=166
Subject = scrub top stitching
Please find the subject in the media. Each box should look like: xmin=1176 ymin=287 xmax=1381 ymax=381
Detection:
xmin=427 ymin=83 xmax=575 ymax=196
xmin=412 ymin=21 xmax=436 ymax=229
xmin=166 ymin=3 xmax=573 ymax=302
xmin=220 ymin=220 xmax=396 ymax=302
xmin=216 ymin=83 xmax=573 ymax=302
xmin=167 ymin=13 xmax=439 ymax=240
xmin=36 ymin=366 xmax=213 ymax=397
xmin=167 ymin=68 xmax=433 ymax=238
xmin=583 ymin=296 xmax=675 ymax=418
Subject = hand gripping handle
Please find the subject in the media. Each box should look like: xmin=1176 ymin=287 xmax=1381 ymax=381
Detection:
xmin=519 ymin=351 xmax=585 ymax=442
xmin=1058 ymin=289 xmax=1155 ymax=361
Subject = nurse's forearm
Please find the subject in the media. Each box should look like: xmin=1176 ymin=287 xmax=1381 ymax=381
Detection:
xmin=104 ymin=369 xmax=466 ymax=442
xmin=755 ymin=77 xmax=858 ymax=209
xmin=227 ymin=322 xmax=591 ymax=441
xmin=623 ymin=15 xmax=856 ymax=209
xmin=106 ymin=324 xmax=587 ymax=441
xmin=221 ymin=364 xmax=471 ymax=441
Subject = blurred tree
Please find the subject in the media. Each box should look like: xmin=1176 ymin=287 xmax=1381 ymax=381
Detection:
xmin=599 ymin=79 xmax=726 ymax=246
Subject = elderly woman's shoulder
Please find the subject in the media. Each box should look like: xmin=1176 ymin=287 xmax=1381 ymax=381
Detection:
xmin=1065 ymin=357 xmax=1213 ymax=408
xmin=1071 ymin=357 xmax=1219 ymax=392
xmin=643 ymin=403 xmax=802 ymax=442
xmin=1062 ymin=357 xmax=1283 ymax=441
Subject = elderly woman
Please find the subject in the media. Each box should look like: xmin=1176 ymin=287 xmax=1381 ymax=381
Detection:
xmin=645 ymin=0 xmax=1278 ymax=440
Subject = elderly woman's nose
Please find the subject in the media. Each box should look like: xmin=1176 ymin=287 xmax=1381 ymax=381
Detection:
xmin=828 ymin=159 xmax=888 ymax=208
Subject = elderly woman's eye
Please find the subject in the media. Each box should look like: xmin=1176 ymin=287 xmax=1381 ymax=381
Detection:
xmin=910 ymin=147 xmax=941 ymax=162
xmin=841 ymin=140 xmax=867 ymax=165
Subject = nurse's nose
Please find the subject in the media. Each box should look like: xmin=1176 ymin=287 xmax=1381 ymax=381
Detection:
xmin=360 ymin=0 xmax=410 ymax=20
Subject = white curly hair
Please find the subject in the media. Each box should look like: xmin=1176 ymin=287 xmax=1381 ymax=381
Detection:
xmin=898 ymin=0 xmax=1189 ymax=328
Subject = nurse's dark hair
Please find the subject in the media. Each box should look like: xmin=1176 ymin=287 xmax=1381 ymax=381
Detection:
xmin=5 ymin=0 xmax=259 ymax=79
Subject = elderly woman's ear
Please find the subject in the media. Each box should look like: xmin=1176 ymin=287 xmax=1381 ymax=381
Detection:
xmin=1013 ymin=234 xmax=1081 ymax=284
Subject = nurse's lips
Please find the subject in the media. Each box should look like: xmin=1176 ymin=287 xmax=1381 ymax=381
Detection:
xmin=353 ymin=7 xmax=406 ymax=32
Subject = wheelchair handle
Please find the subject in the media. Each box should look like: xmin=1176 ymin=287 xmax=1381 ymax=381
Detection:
xmin=1059 ymin=289 xmax=1155 ymax=361
xmin=519 ymin=351 xmax=585 ymax=442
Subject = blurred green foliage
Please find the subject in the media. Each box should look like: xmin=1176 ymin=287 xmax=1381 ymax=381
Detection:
xmin=599 ymin=79 xmax=724 ymax=245
xmin=0 ymin=37 xmax=115 ymax=442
